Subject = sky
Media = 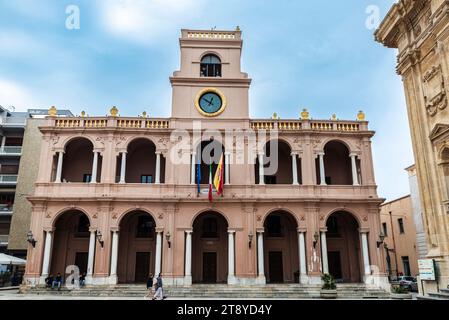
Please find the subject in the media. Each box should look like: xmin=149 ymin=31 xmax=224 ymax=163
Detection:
xmin=0 ymin=0 xmax=413 ymax=201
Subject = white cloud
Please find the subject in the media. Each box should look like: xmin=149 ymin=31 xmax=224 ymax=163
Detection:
xmin=98 ymin=0 xmax=203 ymax=45
xmin=0 ymin=79 xmax=36 ymax=110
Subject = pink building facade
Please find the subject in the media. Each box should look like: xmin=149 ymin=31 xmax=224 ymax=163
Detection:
xmin=23 ymin=29 xmax=387 ymax=287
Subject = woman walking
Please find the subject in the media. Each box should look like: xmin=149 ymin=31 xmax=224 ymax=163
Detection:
xmin=145 ymin=273 xmax=154 ymax=298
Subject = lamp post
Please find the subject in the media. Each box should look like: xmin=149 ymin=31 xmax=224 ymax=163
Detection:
xmin=26 ymin=231 xmax=36 ymax=247
xmin=248 ymin=231 xmax=253 ymax=248
xmin=165 ymin=232 xmax=171 ymax=248
xmin=96 ymin=230 xmax=104 ymax=248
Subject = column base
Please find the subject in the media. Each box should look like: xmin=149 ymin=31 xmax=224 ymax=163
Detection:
xmin=305 ymin=276 xmax=322 ymax=285
xmin=227 ymin=275 xmax=238 ymax=285
xmin=183 ymin=275 xmax=192 ymax=286
xmin=90 ymin=276 xmax=110 ymax=286
xmin=299 ymin=274 xmax=310 ymax=285
xmin=23 ymin=276 xmax=41 ymax=287
xmin=108 ymin=275 xmax=118 ymax=285
xmin=39 ymin=275 xmax=48 ymax=286
xmin=364 ymin=273 xmax=390 ymax=291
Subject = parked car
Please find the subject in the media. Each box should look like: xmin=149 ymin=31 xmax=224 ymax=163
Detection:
xmin=398 ymin=276 xmax=418 ymax=292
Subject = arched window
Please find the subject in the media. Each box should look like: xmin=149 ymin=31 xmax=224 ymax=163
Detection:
xmin=200 ymin=54 xmax=222 ymax=77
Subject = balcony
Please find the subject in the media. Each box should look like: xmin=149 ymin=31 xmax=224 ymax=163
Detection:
xmin=0 ymin=235 xmax=8 ymax=246
xmin=0 ymin=175 xmax=18 ymax=185
xmin=32 ymin=182 xmax=379 ymax=202
xmin=0 ymin=146 xmax=22 ymax=156
xmin=0 ymin=204 xmax=13 ymax=216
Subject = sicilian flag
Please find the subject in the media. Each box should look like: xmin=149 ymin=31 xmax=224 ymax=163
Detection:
xmin=208 ymin=160 xmax=213 ymax=202
xmin=196 ymin=152 xmax=201 ymax=195
xmin=213 ymin=154 xmax=224 ymax=196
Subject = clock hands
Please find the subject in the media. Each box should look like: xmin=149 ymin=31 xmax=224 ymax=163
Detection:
xmin=202 ymin=97 xmax=214 ymax=106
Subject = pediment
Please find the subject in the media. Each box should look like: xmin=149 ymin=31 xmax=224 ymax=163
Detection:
xmin=429 ymin=123 xmax=449 ymax=141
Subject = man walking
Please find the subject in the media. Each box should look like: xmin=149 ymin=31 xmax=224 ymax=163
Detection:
xmin=152 ymin=273 xmax=166 ymax=300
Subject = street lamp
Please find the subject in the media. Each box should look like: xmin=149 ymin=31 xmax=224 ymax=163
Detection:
xmin=166 ymin=232 xmax=171 ymax=248
xmin=377 ymin=233 xmax=386 ymax=248
xmin=248 ymin=231 xmax=253 ymax=248
xmin=26 ymin=231 xmax=36 ymax=247
xmin=313 ymin=232 xmax=319 ymax=248
xmin=96 ymin=230 xmax=104 ymax=248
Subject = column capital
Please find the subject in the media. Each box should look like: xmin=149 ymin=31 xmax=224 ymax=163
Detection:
xmin=92 ymin=149 xmax=102 ymax=154
xmin=110 ymin=227 xmax=119 ymax=233
xmin=291 ymin=152 xmax=299 ymax=156
xmin=257 ymin=151 xmax=265 ymax=156
xmin=317 ymin=151 xmax=325 ymax=156
xmin=54 ymin=149 xmax=65 ymax=155
xmin=155 ymin=151 xmax=162 ymax=155
xmin=88 ymin=227 xmax=97 ymax=233
xmin=155 ymin=227 xmax=164 ymax=234
xmin=227 ymin=229 xmax=236 ymax=234
xmin=320 ymin=227 xmax=328 ymax=233
xmin=297 ymin=227 xmax=307 ymax=233
xmin=185 ymin=229 xmax=193 ymax=234
xmin=224 ymin=151 xmax=231 ymax=156
xmin=358 ymin=227 xmax=370 ymax=234
xmin=349 ymin=152 xmax=358 ymax=158
xmin=43 ymin=227 xmax=55 ymax=233
xmin=256 ymin=228 xmax=265 ymax=233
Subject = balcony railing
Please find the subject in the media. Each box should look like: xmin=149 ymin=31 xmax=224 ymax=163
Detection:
xmin=52 ymin=117 xmax=170 ymax=130
xmin=0 ymin=175 xmax=18 ymax=184
xmin=0 ymin=235 xmax=8 ymax=245
xmin=0 ymin=146 xmax=22 ymax=155
xmin=250 ymin=119 xmax=365 ymax=132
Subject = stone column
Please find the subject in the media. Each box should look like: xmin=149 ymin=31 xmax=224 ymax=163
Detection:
xmin=119 ymin=152 xmax=127 ymax=183
xmin=55 ymin=152 xmax=64 ymax=183
xmin=258 ymin=153 xmax=265 ymax=185
xmin=91 ymin=152 xmax=99 ymax=183
xmin=190 ymin=152 xmax=196 ymax=185
xmin=320 ymin=230 xmax=329 ymax=274
xmin=86 ymin=229 xmax=96 ymax=284
xmin=225 ymin=152 xmax=231 ymax=185
xmin=184 ymin=230 xmax=192 ymax=285
xmin=298 ymin=229 xmax=307 ymax=283
xmin=257 ymin=230 xmax=265 ymax=282
xmin=318 ymin=152 xmax=326 ymax=185
xmin=227 ymin=230 xmax=236 ymax=284
xmin=350 ymin=153 xmax=360 ymax=186
xmin=109 ymin=230 xmax=119 ymax=284
xmin=155 ymin=230 xmax=163 ymax=276
xmin=361 ymin=231 xmax=371 ymax=276
xmin=41 ymin=230 xmax=53 ymax=278
xmin=291 ymin=152 xmax=299 ymax=185
xmin=155 ymin=152 xmax=161 ymax=184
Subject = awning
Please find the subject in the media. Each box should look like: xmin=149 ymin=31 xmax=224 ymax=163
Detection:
xmin=0 ymin=253 xmax=26 ymax=266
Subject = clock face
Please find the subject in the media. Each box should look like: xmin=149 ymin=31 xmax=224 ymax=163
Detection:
xmin=199 ymin=92 xmax=223 ymax=114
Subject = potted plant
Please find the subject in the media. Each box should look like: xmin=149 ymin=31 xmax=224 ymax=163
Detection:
xmin=390 ymin=285 xmax=412 ymax=300
xmin=320 ymin=273 xmax=337 ymax=299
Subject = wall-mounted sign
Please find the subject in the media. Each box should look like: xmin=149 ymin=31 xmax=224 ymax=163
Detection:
xmin=418 ymin=259 xmax=436 ymax=281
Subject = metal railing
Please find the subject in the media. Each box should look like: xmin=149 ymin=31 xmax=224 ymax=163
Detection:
xmin=0 ymin=175 xmax=18 ymax=183
xmin=0 ymin=235 xmax=8 ymax=245
xmin=0 ymin=146 xmax=22 ymax=154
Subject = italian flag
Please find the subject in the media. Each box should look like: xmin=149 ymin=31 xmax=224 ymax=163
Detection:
xmin=213 ymin=154 xmax=224 ymax=196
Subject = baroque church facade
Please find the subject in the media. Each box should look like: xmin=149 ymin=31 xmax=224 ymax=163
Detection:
xmin=23 ymin=29 xmax=387 ymax=287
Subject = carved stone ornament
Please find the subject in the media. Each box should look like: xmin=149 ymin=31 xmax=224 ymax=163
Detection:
xmin=363 ymin=216 xmax=368 ymax=222
xmin=112 ymin=212 xmax=118 ymax=219
xmin=158 ymin=212 xmax=164 ymax=220
xmin=423 ymin=65 xmax=447 ymax=116
xmin=256 ymin=215 xmax=262 ymax=222
xmin=425 ymin=91 xmax=447 ymax=116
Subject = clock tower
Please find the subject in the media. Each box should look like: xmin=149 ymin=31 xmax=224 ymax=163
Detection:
xmin=170 ymin=28 xmax=251 ymax=122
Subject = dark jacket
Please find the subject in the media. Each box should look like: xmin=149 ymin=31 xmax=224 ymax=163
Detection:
xmin=146 ymin=277 xmax=153 ymax=289
xmin=156 ymin=276 xmax=162 ymax=288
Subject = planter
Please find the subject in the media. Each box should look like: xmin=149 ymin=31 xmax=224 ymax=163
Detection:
xmin=390 ymin=292 xmax=412 ymax=300
xmin=320 ymin=289 xmax=337 ymax=299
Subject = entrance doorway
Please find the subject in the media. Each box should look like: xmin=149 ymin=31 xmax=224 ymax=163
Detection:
xmin=192 ymin=211 xmax=228 ymax=283
xmin=202 ymin=252 xmax=217 ymax=283
xmin=135 ymin=252 xmax=150 ymax=283
xmin=328 ymin=251 xmax=342 ymax=280
xmin=268 ymin=251 xmax=284 ymax=283
xmin=75 ymin=252 xmax=88 ymax=275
